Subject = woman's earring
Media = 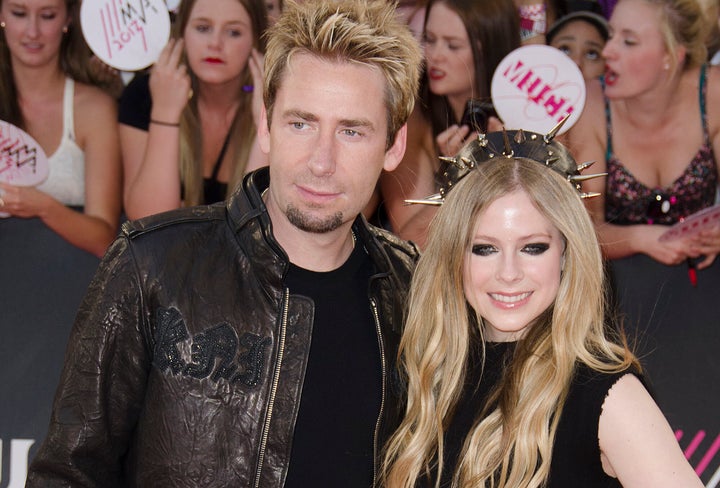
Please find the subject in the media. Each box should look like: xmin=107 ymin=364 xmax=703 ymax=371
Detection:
xmin=62 ymin=25 xmax=68 ymax=34
xmin=1 ymin=22 xmax=5 ymax=29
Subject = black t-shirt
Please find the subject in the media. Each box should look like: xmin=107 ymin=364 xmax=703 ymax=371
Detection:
xmin=283 ymin=241 xmax=381 ymax=487
xmin=118 ymin=73 xmax=152 ymax=130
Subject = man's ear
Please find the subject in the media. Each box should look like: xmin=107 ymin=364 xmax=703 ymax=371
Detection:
xmin=383 ymin=123 xmax=408 ymax=172
xmin=258 ymin=105 xmax=271 ymax=154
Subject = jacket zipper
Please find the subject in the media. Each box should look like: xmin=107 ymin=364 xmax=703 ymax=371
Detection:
xmin=253 ymin=288 xmax=290 ymax=488
xmin=371 ymin=297 xmax=387 ymax=488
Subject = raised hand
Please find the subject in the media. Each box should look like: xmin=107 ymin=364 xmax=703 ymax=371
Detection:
xmin=149 ymin=38 xmax=192 ymax=124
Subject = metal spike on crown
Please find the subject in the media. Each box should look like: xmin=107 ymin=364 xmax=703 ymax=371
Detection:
xmin=405 ymin=115 xmax=607 ymax=206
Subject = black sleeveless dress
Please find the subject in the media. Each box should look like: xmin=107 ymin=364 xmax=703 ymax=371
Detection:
xmin=438 ymin=340 xmax=636 ymax=487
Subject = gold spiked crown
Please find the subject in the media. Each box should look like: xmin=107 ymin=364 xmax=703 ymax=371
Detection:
xmin=405 ymin=117 xmax=606 ymax=206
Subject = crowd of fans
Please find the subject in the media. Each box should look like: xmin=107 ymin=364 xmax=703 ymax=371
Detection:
xmin=5 ymin=0 xmax=719 ymax=255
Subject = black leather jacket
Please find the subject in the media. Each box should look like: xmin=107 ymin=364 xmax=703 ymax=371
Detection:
xmin=27 ymin=168 xmax=418 ymax=487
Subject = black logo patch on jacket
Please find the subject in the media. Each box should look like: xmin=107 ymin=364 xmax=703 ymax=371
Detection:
xmin=153 ymin=307 xmax=271 ymax=388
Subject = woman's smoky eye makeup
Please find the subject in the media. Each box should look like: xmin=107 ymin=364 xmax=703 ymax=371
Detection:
xmin=523 ymin=243 xmax=550 ymax=255
xmin=471 ymin=244 xmax=495 ymax=256
xmin=470 ymin=242 xmax=551 ymax=256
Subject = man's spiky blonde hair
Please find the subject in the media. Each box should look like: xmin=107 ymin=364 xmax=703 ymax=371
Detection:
xmin=263 ymin=0 xmax=422 ymax=148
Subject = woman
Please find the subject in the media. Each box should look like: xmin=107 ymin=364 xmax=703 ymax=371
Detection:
xmin=119 ymin=0 xmax=267 ymax=220
xmin=423 ymin=0 xmax=519 ymax=156
xmin=567 ymin=0 xmax=720 ymax=436
xmin=568 ymin=0 xmax=720 ymax=267
xmin=546 ymin=9 xmax=609 ymax=81
xmin=375 ymin=0 xmax=519 ymax=247
xmin=0 ymin=0 xmax=121 ymax=257
xmin=382 ymin=132 xmax=703 ymax=487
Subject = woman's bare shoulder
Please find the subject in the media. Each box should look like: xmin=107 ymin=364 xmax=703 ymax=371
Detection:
xmin=72 ymin=81 xmax=118 ymax=145
xmin=74 ymin=81 xmax=117 ymax=113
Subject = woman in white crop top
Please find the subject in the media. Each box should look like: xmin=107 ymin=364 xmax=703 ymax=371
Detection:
xmin=0 ymin=0 xmax=121 ymax=257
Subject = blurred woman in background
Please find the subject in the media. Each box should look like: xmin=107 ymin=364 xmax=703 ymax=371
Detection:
xmin=119 ymin=0 xmax=267 ymax=219
xmin=0 ymin=0 xmax=121 ymax=257
xmin=374 ymin=0 xmax=519 ymax=248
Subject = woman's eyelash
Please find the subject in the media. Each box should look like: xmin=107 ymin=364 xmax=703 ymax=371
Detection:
xmin=471 ymin=243 xmax=551 ymax=256
xmin=523 ymin=243 xmax=550 ymax=255
xmin=471 ymin=244 xmax=496 ymax=256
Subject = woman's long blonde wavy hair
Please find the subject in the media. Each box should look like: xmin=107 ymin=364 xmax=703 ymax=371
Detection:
xmin=173 ymin=0 xmax=267 ymax=205
xmin=382 ymin=158 xmax=638 ymax=488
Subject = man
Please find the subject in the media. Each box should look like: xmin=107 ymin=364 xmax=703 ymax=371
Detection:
xmin=26 ymin=1 xmax=422 ymax=486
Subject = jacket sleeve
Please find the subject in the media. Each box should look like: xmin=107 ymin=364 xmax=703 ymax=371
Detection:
xmin=26 ymin=236 xmax=151 ymax=487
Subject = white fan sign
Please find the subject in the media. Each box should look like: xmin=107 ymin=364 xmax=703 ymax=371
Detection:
xmin=81 ymin=0 xmax=171 ymax=72
xmin=0 ymin=120 xmax=50 ymax=217
xmin=0 ymin=120 xmax=49 ymax=187
xmin=491 ymin=44 xmax=586 ymax=135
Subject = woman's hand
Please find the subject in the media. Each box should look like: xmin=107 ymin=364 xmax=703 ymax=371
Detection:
xmin=639 ymin=223 xmax=720 ymax=269
xmin=0 ymin=182 xmax=55 ymax=218
xmin=435 ymin=115 xmax=506 ymax=157
xmin=149 ymin=38 xmax=192 ymax=123
xmin=686 ymin=224 xmax=720 ymax=269
xmin=435 ymin=124 xmax=476 ymax=157
xmin=632 ymin=225 xmax=696 ymax=265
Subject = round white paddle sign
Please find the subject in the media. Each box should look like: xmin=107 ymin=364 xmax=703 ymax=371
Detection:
xmin=0 ymin=120 xmax=50 ymax=217
xmin=80 ymin=0 xmax=171 ymax=72
xmin=0 ymin=120 xmax=49 ymax=187
xmin=491 ymin=44 xmax=586 ymax=135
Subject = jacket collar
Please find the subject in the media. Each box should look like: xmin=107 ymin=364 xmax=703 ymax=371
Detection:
xmin=225 ymin=167 xmax=394 ymax=282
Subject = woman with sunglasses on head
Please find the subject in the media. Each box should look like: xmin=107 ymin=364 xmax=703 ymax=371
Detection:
xmin=567 ymin=0 xmax=720 ymax=438
xmin=119 ymin=0 xmax=267 ymax=220
xmin=382 ymin=131 xmax=703 ymax=488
